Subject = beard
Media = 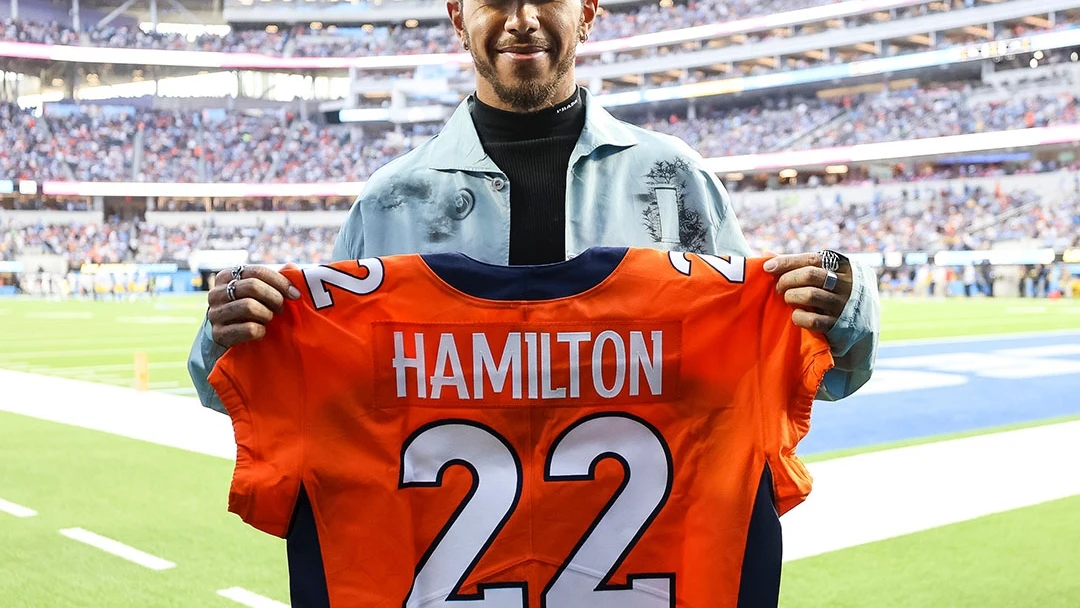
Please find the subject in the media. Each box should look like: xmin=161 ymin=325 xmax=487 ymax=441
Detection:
xmin=467 ymin=33 xmax=577 ymax=112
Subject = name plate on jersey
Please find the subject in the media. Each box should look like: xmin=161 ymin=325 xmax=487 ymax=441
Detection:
xmin=372 ymin=321 xmax=682 ymax=407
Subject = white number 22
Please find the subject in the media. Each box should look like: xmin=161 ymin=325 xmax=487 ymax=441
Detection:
xmin=400 ymin=413 xmax=675 ymax=608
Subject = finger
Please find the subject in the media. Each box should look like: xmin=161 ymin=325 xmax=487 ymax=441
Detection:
xmin=763 ymin=252 xmax=821 ymax=274
xmin=214 ymin=268 xmax=233 ymax=288
xmin=211 ymin=322 xmax=267 ymax=349
xmin=242 ymin=265 xmax=302 ymax=300
xmin=281 ymin=262 xmax=299 ymax=270
xmin=208 ymin=276 xmax=287 ymax=313
xmin=783 ymin=287 xmax=847 ymax=317
xmin=791 ymin=308 xmax=837 ymax=334
xmin=774 ymin=266 xmax=824 ymax=293
xmin=775 ymin=266 xmax=853 ymax=298
xmin=207 ymin=298 xmax=275 ymax=327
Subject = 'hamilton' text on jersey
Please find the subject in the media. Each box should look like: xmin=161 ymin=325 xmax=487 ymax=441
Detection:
xmin=378 ymin=322 xmax=683 ymax=404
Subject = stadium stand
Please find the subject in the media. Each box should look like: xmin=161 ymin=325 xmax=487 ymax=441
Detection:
xmin=0 ymin=0 xmax=1002 ymax=58
xmin=2 ymin=83 xmax=1075 ymax=183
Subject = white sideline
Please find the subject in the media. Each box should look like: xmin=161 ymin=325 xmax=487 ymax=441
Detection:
xmin=217 ymin=587 xmax=291 ymax=608
xmin=782 ymin=420 xmax=1080 ymax=561
xmin=0 ymin=497 xmax=37 ymax=518
xmin=0 ymin=368 xmax=236 ymax=460
xmin=2 ymin=369 xmax=1079 ymax=562
xmin=59 ymin=528 xmax=176 ymax=570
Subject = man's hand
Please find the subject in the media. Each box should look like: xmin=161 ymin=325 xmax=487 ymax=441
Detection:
xmin=763 ymin=252 xmax=853 ymax=334
xmin=206 ymin=264 xmax=301 ymax=348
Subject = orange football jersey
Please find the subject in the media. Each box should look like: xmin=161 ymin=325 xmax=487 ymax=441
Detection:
xmin=209 ymin=247 xmax=832 ymax=608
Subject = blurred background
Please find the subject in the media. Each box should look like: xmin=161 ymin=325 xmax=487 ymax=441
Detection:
xmin=0 ymin=0 xmax=1079 ymax=605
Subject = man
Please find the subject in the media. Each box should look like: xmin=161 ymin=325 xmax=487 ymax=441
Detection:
xmin=188 ymin=0 xmax=879 ymax=602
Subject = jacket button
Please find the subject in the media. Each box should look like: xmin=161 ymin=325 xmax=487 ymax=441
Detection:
xmin=491 ymin=177 xmax=506 ymax=192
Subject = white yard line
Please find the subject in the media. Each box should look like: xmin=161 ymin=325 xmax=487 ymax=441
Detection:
xmin=0 ymin=497 xmax=37 ymax=518
xmin=158 ymin=387 xmax=199 ymax=396
xmin=58 ymin=528 xmax=176 ymax=570
xmin=881 ymin=328 xmax=1080 ymax=348
xmin=35 ymin=362 xmax=187 ymax=373
xmin=0 ymin=346 xmax=190 ymax=359
xmin=217 ymin=587 xmax=290 ymax=608
xmin=783 ymin=420 xmax=1080 ymax=561
xmin=3 ymin=369 xmax=1078 ymax=561
xmin=24 ymin=312 xmax=94 ymax=320
xmin=0 ymin=335 xmax=190 ymax=347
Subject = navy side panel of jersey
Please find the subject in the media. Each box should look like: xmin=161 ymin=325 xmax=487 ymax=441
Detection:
xmin=737 ymin=464 xmax=783 ymax=608
xmin=421 ymin=246 xmax=628 ymax=300
xmin=287 ymin=485 xmax=330 ymax=608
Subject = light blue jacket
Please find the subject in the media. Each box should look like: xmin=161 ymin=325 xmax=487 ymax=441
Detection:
xmin=188 ymin=88 xmax=880 ymax=413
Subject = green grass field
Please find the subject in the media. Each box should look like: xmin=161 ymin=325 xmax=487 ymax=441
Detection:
xmin=0 ymin=295 xmax=1077 ymax=395
xmin=1 ymin=295 xmax=1079 ymax=607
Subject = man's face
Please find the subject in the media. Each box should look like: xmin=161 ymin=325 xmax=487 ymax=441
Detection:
xmin=450 ymin=0 xmax=597 ymax=112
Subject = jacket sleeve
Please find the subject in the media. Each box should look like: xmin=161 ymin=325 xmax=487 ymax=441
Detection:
xmin=332 ymin=195 xmax=366 ymax=262
xmin=694 ymin=165 xmax=880 ymax=401
xmin=817 ymin=258 xmax=880 ymax=401
xmin=188 ymin=194 xmax=368 ymax=414
xmin=187 ymin=317 xmax=229 ymax=414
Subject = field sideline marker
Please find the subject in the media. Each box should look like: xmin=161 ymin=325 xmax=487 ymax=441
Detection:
xmin=59 ymin=528 xmax=176 ymax=570
xmin=0 ymin=497 xmax=37 ymax=518
xmin=217 ymin=587 xmax=290 ymax=608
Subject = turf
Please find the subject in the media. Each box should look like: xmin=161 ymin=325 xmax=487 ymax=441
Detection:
xmin=780 ymin=494 xmax=1080 ymax=607
xmin=1 ymin=294 xmax=1079 ymax=607
xmin=0 ymin=296 xmax=1077 ymax=399
xmin=879 ymin=297 xmax=1080 ymax=341
xmin=0 ymin=411 xmax=289 ymax=607
xmin=0 ymin=296 xmax=205 ymax=395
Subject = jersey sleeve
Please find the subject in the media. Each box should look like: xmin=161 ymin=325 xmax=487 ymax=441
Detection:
xmin=208 ymin=302 xmax=307 ymax=538
xmin=755 ymin=263 xmax=835 ymax=516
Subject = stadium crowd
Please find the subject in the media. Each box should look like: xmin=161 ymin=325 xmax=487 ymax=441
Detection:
xmin=2 ymin=85 xmax=1075 ymax=183
xmin=4 ymin=186 xmax=1078 ymax=269
xmin=1 ymin=0 xmax=990 ymax=58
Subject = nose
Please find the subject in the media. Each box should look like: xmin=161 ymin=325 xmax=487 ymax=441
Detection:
xmin=504 ymin=0 xmax=540 ymax=37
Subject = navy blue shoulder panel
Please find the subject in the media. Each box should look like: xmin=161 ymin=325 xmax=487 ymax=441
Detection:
xmin=420 ymin=247 xmax=628 ymax=301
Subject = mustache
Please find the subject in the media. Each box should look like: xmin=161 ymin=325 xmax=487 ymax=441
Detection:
xmin=495 ymin=36 xmax=551 ymax=50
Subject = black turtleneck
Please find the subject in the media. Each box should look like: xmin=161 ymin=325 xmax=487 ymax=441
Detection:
xmin=470 ymin=88 xmax=586 ymax=266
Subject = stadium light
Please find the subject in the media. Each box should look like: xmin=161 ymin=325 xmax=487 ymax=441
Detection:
xmin=778 ymin=168 xmax=798 ymax=179
xmin=825 ymin=165 xmax=849 ymax=174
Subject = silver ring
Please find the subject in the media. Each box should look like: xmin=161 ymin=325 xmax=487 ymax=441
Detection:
xmin=822 ymin=269 xmax=838 ymax=292
xmin=820 ymin=250 xmax=841 ymax=273
xmin=226 ymin=279 xmax=239 ymax=302
xmin=231 ymin=264 xmax=245 ymax=281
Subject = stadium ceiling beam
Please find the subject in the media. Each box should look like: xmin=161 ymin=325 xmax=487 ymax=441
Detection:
xmin=10 ymin=0 xmax=17 ymax=21
xmin=164 ymin=0 xmax=206 ymax=25
xmin=97 ymin=0 xmax=139 ymax=29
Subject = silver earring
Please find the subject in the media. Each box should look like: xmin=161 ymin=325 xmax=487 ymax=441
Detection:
xmin=462 ymin=38 xmax=469 ymax=50
xmin=580 ymin=32 xmax=588 ymax=42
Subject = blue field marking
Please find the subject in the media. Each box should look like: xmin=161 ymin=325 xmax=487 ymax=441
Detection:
xmin=800 ymin=332 xmax=1080 ymax=455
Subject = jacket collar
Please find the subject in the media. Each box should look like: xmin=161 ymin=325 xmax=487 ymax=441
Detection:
xmin=427 ymin=87 xmax=638 ymax=172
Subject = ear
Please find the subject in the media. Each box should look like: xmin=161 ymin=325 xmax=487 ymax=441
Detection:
xmin=447 ymin=0 xmax=466 ymax=38
xmin=581 ymin=0 xmax=599 ymax=36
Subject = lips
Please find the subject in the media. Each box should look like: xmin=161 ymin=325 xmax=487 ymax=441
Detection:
xmin=499 ymin=45 xmax=546 ymax=54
